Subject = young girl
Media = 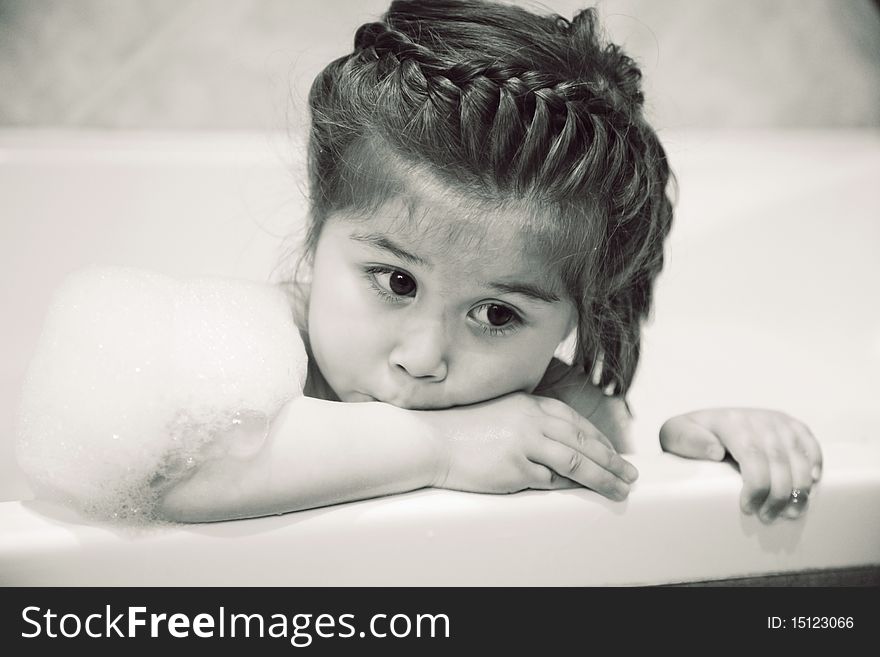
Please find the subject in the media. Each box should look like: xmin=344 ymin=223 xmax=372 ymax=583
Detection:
xmin=17 ymin=0 xmax=821 ymax=527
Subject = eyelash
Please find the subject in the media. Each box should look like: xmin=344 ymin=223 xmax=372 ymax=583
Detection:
xmin=475 ymin=311 xmax=522 ymax=337
xmin=362 ymin=266 xmax=523 ymax=337
xmin=363 ymin=266 xmax=408 ymax=305
xmin=471 ymin=301 xmax=523 ymax=337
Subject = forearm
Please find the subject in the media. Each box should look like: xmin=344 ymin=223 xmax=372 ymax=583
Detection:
xmin=158 ymin=396 xmax=441 ymax=522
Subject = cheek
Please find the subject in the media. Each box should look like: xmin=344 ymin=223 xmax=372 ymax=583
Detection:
xmin=308 ymin=269 xmax=350 ymax=347
xmin=454 ymin=339 xmax=554 ymax=401
xmin=308 ymin=266 xmax=391 ymax=384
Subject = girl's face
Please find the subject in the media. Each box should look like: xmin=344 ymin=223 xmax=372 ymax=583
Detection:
xmin=306 ymin=196 xmax=577 ymax=410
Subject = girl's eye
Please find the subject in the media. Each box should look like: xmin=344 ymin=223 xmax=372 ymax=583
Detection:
xmin=365 ymin=266 xmax=417 ymax=301
xmin=470 ymin=303 xmax=522 ymax=336
xmin=485 ymin=304 xmax=514 ymax=326
xmin=387 ymin=270 xmax=416 ymax=296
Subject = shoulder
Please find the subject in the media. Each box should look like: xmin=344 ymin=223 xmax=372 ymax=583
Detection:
xmin=587 ymin=394 xmax=633 ymax=454
xmin=534 ymin=358 xmax=633 ymax=453
xmin=534 ymin=358 xmax=603 ymax=416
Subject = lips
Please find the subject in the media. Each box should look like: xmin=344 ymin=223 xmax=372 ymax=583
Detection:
xmin=362 ymin=392 xmax=410 ymax=407
xmin=360 ymin=390 xmax=450 ymax=410
xmin=380 ymin=397 xmax=452 ymax=411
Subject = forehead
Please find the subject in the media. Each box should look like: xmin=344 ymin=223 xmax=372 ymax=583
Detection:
xmin=340 ymin=192 xmax=553 ymax=279
xmin=321 ymin=143 xmax=590 ymax=296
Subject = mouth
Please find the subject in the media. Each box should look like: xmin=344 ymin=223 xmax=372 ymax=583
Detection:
xmin=360 ymin=392 xmax=414 ymax=408
xmin=358 ymin=390 xmax=454 ymax=411
xmin=375 ymin=397 xmax=454 ymax=411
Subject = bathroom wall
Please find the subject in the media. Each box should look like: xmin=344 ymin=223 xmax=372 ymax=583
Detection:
xmin=1 ymin=0 xmax=879 ymax=130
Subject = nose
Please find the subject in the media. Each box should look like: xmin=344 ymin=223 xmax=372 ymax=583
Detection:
xmin=389 ymin=318 xmax=448 ymax=382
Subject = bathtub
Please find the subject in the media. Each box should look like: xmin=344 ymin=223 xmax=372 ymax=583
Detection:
xmin=1 ymin=129 xmax=878 ymax=586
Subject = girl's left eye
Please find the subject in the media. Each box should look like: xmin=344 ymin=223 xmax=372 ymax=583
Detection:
xmin=470 ymin=303 xmax=522 ymax=336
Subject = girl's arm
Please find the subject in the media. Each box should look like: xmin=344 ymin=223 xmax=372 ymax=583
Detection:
xmin=158 ymin=396 xmax=440 ymax=522
xmin=159 ymin=391 xmax=640 ymax=523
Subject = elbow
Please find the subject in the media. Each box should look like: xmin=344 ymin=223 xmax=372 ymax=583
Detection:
xmin=154 ymin=485 xmax=209 ymax=523
xmin=153 ymin=474 xmax=239 ymax=524
xmin=153 ymin=456 xmax=279 ymax=523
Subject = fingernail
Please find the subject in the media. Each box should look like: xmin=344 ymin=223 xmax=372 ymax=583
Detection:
xmin=784 ymin=505 xmax=802 ymax=520
xmin=811 ymin=465 xmax=822 ymax=481
xmin=624 ymin=464 xmax=639 ymax=483
xmin=758 ymin=509 xmax=774 ymax=524
xmin=613 ymin=484 xmax=629 ymax=501
xmin=708 ymin=446 xmax=725 ymax=460
xmin=742 ymin=496 xmax=762 ymax=515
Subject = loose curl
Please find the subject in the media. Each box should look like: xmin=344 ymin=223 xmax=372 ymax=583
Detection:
xmin=298 ymin=0 xmax=675 ymax=398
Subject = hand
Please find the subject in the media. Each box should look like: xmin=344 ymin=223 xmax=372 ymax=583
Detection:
xmin=659 ymin=408 xmax=822 ymax=523
xmin=418 ymin=392 xmax=639 ymax=501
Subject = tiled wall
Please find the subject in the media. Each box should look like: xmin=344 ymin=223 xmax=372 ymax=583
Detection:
xmin=1 ymin=0 xmax=879 ymax=129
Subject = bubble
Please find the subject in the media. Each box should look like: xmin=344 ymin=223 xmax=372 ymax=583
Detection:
xmin=16 ymin=266 xmax=308 ymax=524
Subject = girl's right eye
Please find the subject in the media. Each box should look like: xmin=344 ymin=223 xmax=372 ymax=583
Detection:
xmin=364 ymin=266 xmax=417 ymax=302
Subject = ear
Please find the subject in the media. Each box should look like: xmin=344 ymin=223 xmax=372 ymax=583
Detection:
xmin=553 ymin=315 xmax=579 ymax=364
xmin=284 ymin=279 xmax=310 ymax=332
xmin=565 ymin=306 xmax=579 ymax=336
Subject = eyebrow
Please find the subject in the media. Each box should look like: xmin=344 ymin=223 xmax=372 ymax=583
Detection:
xmin=349 ymin=231 xmax=561 ymax=304
xmin=349 ymin=232 xmax=431 ymax=268
xmin=484 ymin=281 xmax=560 ymax=304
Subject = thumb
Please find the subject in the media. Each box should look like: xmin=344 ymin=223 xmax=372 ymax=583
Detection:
xmin=659 ymin=416 xmax=727 ymax=461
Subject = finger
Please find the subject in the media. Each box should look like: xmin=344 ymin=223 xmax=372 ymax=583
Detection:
xmin=536 ymin=396 xmax=616 ymax=451
xmin=526 ymin=438 xmax=631 ymax=501
xmin=791 ymin=419 xmax=822 ymax=482
xmin=725 ymin=434 xmax=771 ymax=516
xmin=592 ymin=429 xmax=615 ymax=451
xmin=782 ymin=428 xmax=814 ymax=519
xmin=543 ymin=416 xmax=638 ymax=484
xmin=526 ymin=462 xmax=580 ymax=490
xmin=757 ymin=436 xmax=794 ymax=523
xmin=659 ymin=416 xmax=727 ymax=461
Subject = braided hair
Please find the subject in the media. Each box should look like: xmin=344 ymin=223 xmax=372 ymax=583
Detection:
xmin=299 ymin=0 xmax=674 ymax=398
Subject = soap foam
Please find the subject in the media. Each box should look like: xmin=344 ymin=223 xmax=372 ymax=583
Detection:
xmin=16 ymin=266 xmax=307 ymax=523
